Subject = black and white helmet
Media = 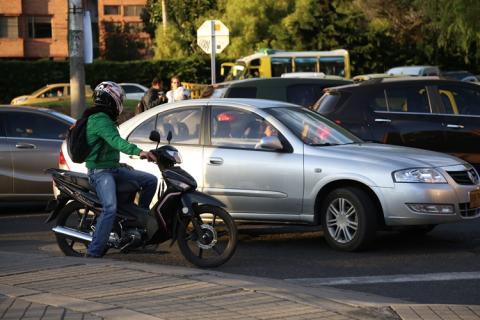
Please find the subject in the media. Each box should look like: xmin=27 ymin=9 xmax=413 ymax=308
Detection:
xmin=93 ymin=81 xmax=125 ymax=115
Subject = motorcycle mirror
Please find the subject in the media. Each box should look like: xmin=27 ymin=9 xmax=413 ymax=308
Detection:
xmin=167 ymin=131 xmax=172 ymax=144
xmin=149 ymin=130 xmax=160 ymax=142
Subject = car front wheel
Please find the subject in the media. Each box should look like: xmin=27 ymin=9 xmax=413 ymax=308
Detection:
xmin=320 ymin=187 xmax=377 ymax=251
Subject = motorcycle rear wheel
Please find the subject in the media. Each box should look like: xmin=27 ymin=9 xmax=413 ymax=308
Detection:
xmin=177 ymin=205 xmax=237 ymax=268
xmin=55 ymin=201 xmax=98 ymax=257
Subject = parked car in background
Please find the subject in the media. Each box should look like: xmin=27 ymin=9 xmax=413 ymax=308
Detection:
xmin=209 ymin=77 xmax=352 ymax=108
xmin=313 ymin=77 xmax=480 ymax=171
xmin=352 ymin=73 xmax=405 ymax=82
xmin=387 ymin=66 xmax=440 ymax=77
xmin=60 ymin=98 xmax=480 ymax=251
xmin=0 ymin=106 xmax=74 ymax=201
xmin=10 ymin=83 xmax=93 ymax=105
xmin=441 ymin=71 xmax=479 ymax=83
xmin=119 ymin=82 xmax=148 ymax=101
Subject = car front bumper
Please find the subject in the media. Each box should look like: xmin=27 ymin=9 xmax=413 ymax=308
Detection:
xmin=374 ymin=182 xmax=480 ymax=226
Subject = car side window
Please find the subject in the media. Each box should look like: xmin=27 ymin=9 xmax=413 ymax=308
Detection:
xmin=384 ymin=86 xmax=430 ymax=113
xmin=211 ymin=107 xmax=276 ymax=150
xmin=155 ymin=108 xmax=202 ymax=145
xmin=368 ymin=89 xmax=388 ymax=111
xmin=123 ymin=85 xmax=144 ymax=93
xmin=436 ymin=85 xmax=480 ymax=116
xmin=128 ymin=116 xmax=156 ymax=143
xmin=5 ymin=112 xmax=69 ymax=140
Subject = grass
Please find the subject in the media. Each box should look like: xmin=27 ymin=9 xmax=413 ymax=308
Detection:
xmin=28 ymin=99 xmax=139 ymax=123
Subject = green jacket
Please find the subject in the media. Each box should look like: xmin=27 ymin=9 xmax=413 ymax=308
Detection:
xmin=85 ymin=112 xmax=142 ymax=169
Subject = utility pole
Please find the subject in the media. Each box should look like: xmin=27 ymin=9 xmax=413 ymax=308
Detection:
xmin=161 ymin=0 xmax=167 ymax=35
xmin=68 ymin=0 xmax=86 ymax=119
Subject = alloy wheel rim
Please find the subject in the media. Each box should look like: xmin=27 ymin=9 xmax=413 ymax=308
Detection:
xmin=326 ymin=197 xmax=358 ymax=244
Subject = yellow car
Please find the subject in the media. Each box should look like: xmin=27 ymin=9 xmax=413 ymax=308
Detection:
xmin=11 ymin=83 xmax=93 ymax=105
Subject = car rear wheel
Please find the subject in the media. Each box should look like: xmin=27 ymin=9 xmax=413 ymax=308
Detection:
xmin=320 ymin=187 xmax=377 ymax=251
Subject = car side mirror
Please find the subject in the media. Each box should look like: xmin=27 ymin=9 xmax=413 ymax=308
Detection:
xmin=256 ymin=136 xmax=283 ymax=151
xmin=149 ymin=130 xmax=160 ymax=143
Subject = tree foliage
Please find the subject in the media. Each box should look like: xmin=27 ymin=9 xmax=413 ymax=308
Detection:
xmin=142 ymin=0 xmax=480 ymax=73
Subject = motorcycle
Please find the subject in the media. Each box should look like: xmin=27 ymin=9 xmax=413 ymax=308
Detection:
xmin=45 ymin=130 xmax=238 ymax=268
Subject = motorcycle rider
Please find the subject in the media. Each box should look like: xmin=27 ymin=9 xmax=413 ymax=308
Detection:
xmin=84 ymin=81 xmax=157 ymax=258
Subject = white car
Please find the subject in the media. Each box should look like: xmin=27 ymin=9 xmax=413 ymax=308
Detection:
xmin=119 ymin=83 xmax=148 ymax=101
xmin=57 ymin=98 xmax=480 ymax=251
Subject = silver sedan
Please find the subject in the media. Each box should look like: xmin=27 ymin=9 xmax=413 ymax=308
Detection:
xmin=62 ymin=99 xmax=480 ymax=251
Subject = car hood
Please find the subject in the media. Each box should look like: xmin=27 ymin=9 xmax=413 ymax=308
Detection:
xmin=312 ymin=142 xmax=463 ymax=169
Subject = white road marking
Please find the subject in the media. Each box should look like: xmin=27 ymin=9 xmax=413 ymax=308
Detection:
xmin=285 ymin=271 xmax=480 ymax=286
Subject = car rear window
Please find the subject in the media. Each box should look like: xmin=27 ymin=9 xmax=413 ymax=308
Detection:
xmin=314 ymin=92 xmax=346 ymax=114
xmin=227 ymin=87 xmax=257 ymax=98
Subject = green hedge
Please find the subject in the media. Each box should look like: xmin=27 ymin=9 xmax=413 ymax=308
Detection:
xmin=0 ymin=56 xmax=223 ymax=104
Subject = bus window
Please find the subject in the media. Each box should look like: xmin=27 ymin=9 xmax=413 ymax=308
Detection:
xmin=294 ymin=57 xmax=317 ymax=72
xmin=271 ymin=57 xmax=292 ymax=77
xmin=320 ymin=56 xmax=345 ymax=77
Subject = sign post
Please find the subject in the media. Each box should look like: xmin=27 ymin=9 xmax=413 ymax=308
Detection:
xmin=197 ymin=20 xmax=229 ymax=84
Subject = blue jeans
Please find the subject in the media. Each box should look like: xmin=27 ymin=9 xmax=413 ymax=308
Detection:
xmin=87 ymin=166 xmax=157 ymax=257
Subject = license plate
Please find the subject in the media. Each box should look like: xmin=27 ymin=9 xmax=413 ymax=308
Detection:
xmin=470 ymin=189 xmax=480 ymax=208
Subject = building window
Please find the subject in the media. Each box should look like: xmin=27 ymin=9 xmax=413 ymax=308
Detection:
xmin=28 ymin=17 xmax=52 ymax=38
xmin=104 ymin=5 xmax=120 ymax=15
xmin=124 ymin=5 xmax=145 ymax=16
xmin=0 ymin=16 xmax=19 ymax=38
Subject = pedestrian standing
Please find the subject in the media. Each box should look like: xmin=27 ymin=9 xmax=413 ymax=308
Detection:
xmin=136 ymin=77 xmax=167 ymax=114
xmin=166 ymin=75 xmax=191 ymax=103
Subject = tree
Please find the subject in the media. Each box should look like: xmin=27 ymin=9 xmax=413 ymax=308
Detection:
xmin=143 ymin=0 xmax=218 ymax=59
xmin=418 ymin=0 xmax=480 ymax=62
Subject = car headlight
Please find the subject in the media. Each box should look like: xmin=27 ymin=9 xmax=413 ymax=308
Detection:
xmin=12 ymin=97 xmax=27 ymax=105
xmin=393 ymin=168 xmax=447 ymax=183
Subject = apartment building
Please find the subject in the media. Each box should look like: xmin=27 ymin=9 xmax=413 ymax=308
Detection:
xmin=0 ymin=0 xmax=68 ymax=59
xmin=0 ymin=0 xmax=150 ymax=60
xmin=98 ymin=0 xmax=150 ymax=58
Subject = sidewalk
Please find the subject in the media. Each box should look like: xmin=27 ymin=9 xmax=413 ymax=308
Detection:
xmin=0 ymin=250 xmax=478 ymax=320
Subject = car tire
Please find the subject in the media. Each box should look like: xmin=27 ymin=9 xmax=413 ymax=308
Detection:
xmin=320 ymin=187 xmax=377 ymax=251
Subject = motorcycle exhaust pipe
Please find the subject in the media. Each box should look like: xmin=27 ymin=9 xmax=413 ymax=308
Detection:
xmin=52 ymin=226 xmax=92 ymax=242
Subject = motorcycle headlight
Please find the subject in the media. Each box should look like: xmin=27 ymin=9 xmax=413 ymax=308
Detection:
xmin=169 ymin=179 xmax=190 ymax=191
xmin=393 ymin=168 xmax=447 ymax=184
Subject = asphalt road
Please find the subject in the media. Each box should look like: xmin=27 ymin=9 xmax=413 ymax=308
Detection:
xmin=1 ymin=206 xmax=480 ymax=305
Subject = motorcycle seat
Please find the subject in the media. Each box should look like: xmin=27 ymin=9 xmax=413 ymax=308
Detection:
xmin=58 ymin=170 xmax=140 ymax=194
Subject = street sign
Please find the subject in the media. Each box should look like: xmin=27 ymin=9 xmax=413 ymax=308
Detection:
xmin=197 ymin=20 xmax=229 ymax=54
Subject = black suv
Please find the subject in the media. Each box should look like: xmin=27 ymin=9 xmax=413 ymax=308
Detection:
xmin=313 ymin=77 xmax=480 ymax=171
xmin=211 ymin=77 xmax=351 ymax=108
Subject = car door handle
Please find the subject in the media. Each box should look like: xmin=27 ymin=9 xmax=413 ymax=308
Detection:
xmin=208 ymin=157 xmax=223 ymax=165
xmin=374 ymin=118 xmax=391 ymax=123
xmin=446 ymin=124 xmax=464 ymax=129
xmin=15 ymin=143 xmax=36 ymax=149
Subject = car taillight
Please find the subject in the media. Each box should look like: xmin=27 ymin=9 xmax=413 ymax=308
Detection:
xmin=334 ymin=119 xmax=342 ymax=125
xmin=59 ymin=148 xmax=70 ymax=170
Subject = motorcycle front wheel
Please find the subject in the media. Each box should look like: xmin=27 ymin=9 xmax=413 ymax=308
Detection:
xmin=177 ymin=204 xmax=237 ymax=268
xmin=55 ymin=201 xmax=97 ymax=257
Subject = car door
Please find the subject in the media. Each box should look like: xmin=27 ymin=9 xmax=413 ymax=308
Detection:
xmin=0 ymin=111 xmax=14 ymax=195
xmin=431 ymin=83 xmax=480 ymax=170
xmin=203 ymin=105 xmax=303 ymax=220
xmin=125 ymin=106 xmax=205 ymax=187
xmin=365 ymin=84 xmax=446 ymax=151
xmin=4 ymin=110 xmax=69 ymax=197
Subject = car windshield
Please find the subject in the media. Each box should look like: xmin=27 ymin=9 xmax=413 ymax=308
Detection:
xmin=266 ymin=107 xmax=363 ymax=146
xmin=30 ymin=86 xmax=49 ymax=96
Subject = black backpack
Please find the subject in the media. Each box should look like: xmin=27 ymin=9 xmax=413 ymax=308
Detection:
xmin=66 ymin=117 xmax=92 ymax=163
